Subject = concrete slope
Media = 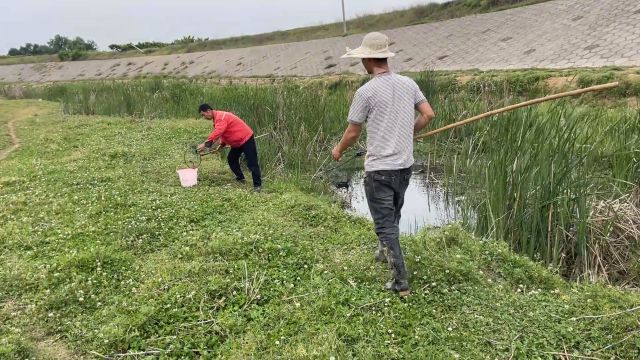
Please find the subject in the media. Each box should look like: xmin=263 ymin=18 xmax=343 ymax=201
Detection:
xmin=1 ymin=0 xmax=639 ymax=83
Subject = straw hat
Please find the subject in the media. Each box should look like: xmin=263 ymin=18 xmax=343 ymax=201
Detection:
xmin=341 ymin=32 xmax=396 ymax=59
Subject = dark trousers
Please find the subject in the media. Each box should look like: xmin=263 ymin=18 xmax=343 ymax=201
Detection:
xmin=364 ymin=167 xmax=412 ymax=286
xmin=228 ymin=136 xmax=262 ymax=187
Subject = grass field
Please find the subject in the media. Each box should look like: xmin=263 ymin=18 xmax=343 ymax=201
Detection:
xmin=4 ymin=71 xmax=638 ymax=283
xmin=0 ymin=0 xmax=551 ymax=66
xmin=1 ymin=99 xmax=640 ymax=358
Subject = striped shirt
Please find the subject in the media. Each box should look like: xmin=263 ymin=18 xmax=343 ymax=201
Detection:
xmin=348 ymin=72 xmax=427 ymax=172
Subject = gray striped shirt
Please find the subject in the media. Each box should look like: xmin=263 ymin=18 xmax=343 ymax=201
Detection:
xmin=348 ymin=72 xmax=427 ymax=172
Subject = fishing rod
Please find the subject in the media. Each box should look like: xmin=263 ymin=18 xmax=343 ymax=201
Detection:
xmin=312 ymin=148 xmax=366 ymax=181
xmin=414 ymin=82 xmax=620 ymax=140
xmin=317 ymin=82 xmax=620 ymax=176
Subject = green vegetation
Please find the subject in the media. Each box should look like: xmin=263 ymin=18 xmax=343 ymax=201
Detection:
xmin=449 ymin=104 xmax=639 ymax=282
xmin=107 ymin=36 xmax=210 ymax=53
xmin=5 ymin=34 xmax=97 ymax=62
xmin=3 ymin=71 xmax=638 ymax=285
xmin=0 ymin=106 xmax=13 ymax=150
xmin=1 ymin=99 xmax=639 ymax=358
xmin=0 ymin=0 xmax=551 ymax=66
xmin=1 ymin=78 xmax=354 ymax=184
xmin=137 ymin=0 xmax=551 ymax=57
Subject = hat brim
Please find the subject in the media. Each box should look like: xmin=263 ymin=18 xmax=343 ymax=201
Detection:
xmin=341 ymin=46 xmax=396 ymax=59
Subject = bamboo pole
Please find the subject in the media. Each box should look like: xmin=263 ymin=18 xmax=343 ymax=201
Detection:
xmin=414 ymin=82 xmax=619 ymax=140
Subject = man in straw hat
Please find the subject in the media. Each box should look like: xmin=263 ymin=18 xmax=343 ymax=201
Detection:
xmin=332 ymin=32 xmax=435 ymax=296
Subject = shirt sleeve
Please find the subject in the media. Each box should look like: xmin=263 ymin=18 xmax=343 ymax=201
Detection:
xmin=207 ymin=114 xmax=228 ymax=142
xmin=347 ymin=88 xmax=370 ymax=124
xmin=413 ymin=81 xmax=428 ymax=109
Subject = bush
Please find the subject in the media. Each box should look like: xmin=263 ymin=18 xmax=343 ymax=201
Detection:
xmin=58 ymin=49 xmax=88 ymax=61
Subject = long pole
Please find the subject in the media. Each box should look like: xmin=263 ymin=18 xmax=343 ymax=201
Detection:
xmin=414 ymin=82 xmax=620 ymax=140
xmin=342 ymin=0 xmax=347 ymax=35
xmin=131 ymin=44 xmax=145 ymax=54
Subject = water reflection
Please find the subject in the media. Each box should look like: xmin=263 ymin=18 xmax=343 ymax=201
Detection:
xmin=335 ymin=167 xmax=461 ymax=234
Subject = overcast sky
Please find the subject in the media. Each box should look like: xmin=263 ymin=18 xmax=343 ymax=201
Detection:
xmin=0 ymin=0 xmax=447 ymax=54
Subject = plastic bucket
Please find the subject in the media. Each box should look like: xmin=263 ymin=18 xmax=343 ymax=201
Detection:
xmin=177 ymin=168 xmax=198 ymax=187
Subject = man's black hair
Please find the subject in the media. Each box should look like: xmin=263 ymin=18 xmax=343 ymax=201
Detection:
xmin=198 ymin=104 xmax=212 ymax=113
xmin=371 ymin=58 xmax=388 ymax=65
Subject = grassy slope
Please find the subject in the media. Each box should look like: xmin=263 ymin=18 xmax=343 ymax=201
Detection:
xmin=1 ymin=100 xmax=639 ymax=358
xmin=0 ymin=0 xmax=551 ymax=66
xmin=0 ymin=104 xmax=12 ymax=150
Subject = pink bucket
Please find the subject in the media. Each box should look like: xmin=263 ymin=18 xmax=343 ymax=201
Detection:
xmin=177 ymin=168 xmax=198 ymax=187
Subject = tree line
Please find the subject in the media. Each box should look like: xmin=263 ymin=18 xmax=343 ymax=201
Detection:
xmin=6 ymin=35 xmax=209 ymax=59
xmin=7 ymin=35 xmax=97 ymax=60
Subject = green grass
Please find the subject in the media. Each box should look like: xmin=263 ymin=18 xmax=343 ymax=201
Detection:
xmin=1 ymin=78 xmax=356 ymax=185
xmin=0 ymin=0 xmax=552 ymax=66
xmin=1 ymin=99 xmax=640 ymax=358
xmin=452 ymin=104 xmax=639 ymax=281
xmin=0 ymin=105 xmax=13 ymax=150
xmin=2 ymin=72 xmax=638 ymax=284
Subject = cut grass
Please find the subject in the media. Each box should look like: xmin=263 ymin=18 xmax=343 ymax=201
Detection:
xmin=1 ymin=99 xmax=640 ymax=358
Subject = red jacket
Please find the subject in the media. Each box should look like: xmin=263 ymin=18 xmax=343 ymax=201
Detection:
xmin=207 ymin=111 xmax=254 ymax=148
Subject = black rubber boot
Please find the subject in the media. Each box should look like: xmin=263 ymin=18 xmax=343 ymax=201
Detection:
xmin=385 ymin=280 xmax=410 ymax=297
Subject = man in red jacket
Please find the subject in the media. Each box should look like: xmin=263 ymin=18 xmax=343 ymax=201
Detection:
xmin=197 ymin=104 xmax=262 ymax=192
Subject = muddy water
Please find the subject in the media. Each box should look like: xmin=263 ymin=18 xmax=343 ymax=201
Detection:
xmin=335 ymin=167 xmax=462 ymax=234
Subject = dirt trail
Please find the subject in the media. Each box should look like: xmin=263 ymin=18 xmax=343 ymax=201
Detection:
xmin=1 ymin=300 xmax=79 ymax=359
xmin=0 ymin=105 xmax=40 ymax=161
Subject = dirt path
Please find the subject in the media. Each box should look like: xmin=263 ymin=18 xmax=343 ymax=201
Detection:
xmin=1 ymin=300 xmax=79 ymax=359
xmin=0 ymin=105 xmax=39 ymax=161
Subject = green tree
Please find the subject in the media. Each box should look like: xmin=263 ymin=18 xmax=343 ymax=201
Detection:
xmin=47 ymin=35 xmax=71 ymax=52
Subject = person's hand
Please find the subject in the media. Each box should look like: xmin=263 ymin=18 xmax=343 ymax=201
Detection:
xmin=197 ymin=143 xmax=206 ymax=154
xmin=331 ymin=146 xmax=342 ymax=161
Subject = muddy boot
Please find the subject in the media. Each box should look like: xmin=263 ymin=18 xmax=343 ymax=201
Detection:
xmin=385 ymin=248 xmax=410 ymax=297
xmin=385 ymin=280 xmax=410 ymax=297
xmin=374 ymin=245 xmax=387 ymax=264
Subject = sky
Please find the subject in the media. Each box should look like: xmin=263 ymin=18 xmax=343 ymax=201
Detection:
xmin=0 ymin=0 xmax=446 ymax=54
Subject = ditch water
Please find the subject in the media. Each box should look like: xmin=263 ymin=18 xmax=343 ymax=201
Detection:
xmin=334 ymin=164 xmax=465 ymax=234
